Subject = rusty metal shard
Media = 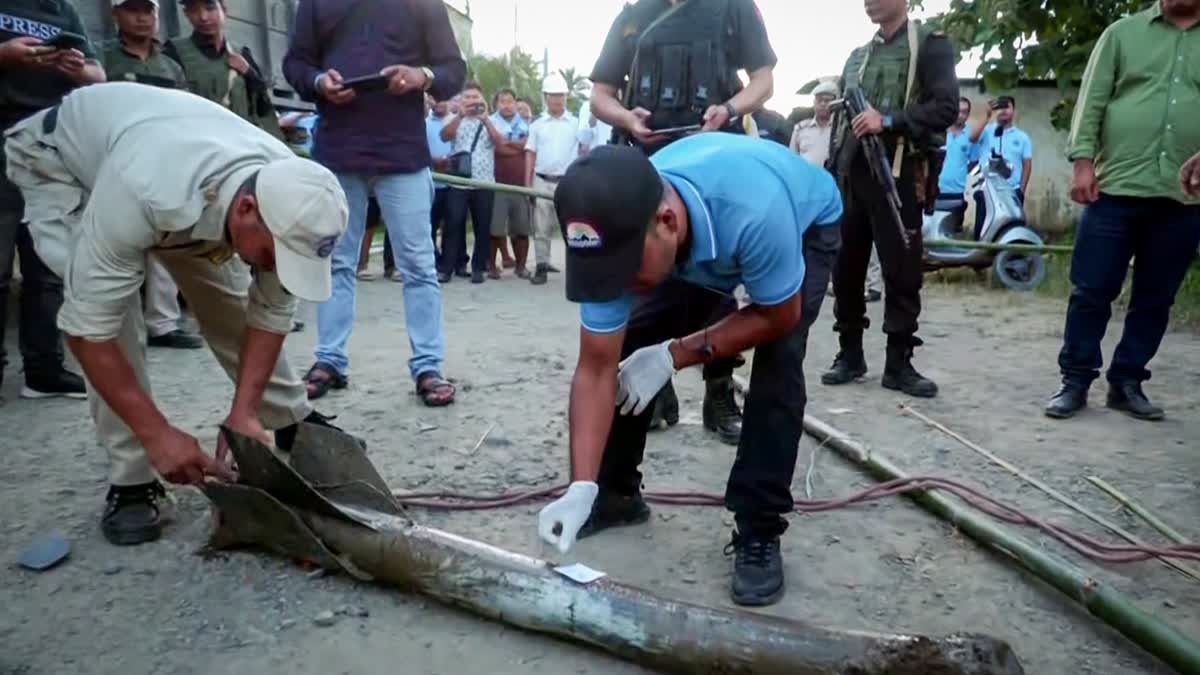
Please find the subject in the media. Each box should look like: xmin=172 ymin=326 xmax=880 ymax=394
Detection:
xmin=288 ymin=421 xmax=388 ymax=496
xmin=218 ymin=426 xmax=377 ymax=529
xmin=204 ymin=428 xmax=1026 ymax=675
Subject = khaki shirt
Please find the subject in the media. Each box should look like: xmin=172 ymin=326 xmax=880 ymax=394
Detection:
xmin=5 ymin=82 xmax=298 ymax=339
xmin=790 ymin=117 xmax=833 ymax=168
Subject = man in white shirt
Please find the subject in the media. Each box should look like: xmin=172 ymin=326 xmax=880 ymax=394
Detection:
xmin=790 ymin=80 xmax=838 ymax=167
xmin=4 ymin=82 xmax=349 ymax=547
xmin=525 ymin=73 xmax=579 ymax=285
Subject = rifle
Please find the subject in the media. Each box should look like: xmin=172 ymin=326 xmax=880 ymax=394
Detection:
xmin=832 ymin=88 xmax=912 ymax=249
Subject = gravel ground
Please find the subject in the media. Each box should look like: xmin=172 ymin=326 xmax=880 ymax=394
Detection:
xmin=1 ymin=243 xmax=1197 ymax=675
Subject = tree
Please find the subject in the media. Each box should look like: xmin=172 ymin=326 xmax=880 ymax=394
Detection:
xmin=465 ymin=47 xmax=545 ymax=115
xmin=558 ymin=66 xmax=592 ymax=115
xmin=920 ymin=0 xmax=1152 ymax=129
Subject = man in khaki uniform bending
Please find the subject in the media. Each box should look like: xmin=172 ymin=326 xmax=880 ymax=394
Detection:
xmin=4 ymin=82 xmax=349 ymax=546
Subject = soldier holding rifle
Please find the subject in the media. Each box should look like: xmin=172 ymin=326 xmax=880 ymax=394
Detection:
xmin=821 ymin=0 xmax=959 ymax=398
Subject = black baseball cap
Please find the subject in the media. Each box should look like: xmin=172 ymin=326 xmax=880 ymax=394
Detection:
xmin=554 ymin=145 xmax=664 ymax=303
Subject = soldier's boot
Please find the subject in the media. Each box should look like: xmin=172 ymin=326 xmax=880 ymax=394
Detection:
xmin=881 ymin=335 xmax=938 ymax=398
xmin=702 ymin=376 xmax=742 ymax=446
xmin=821 ymin=331 xmax=867 ymax=386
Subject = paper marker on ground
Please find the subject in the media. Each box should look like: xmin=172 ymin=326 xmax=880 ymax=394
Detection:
xmin=553 ymin=563 xmax=607 ymax=585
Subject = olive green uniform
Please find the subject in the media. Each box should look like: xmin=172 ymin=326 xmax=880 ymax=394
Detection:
xmin=828 ymin=21 xmax=958 ymax=344
xmin=165 ymin=34 xmax=284 ymax=140
xmin=100 ymin=38 xmax=186 ymax=89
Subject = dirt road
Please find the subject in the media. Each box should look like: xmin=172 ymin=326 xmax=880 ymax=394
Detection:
xmin=2 ymin=245 xmax=1197 ymax=675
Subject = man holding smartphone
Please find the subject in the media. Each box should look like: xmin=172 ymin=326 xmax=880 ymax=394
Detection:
xmin=0 ymin=1 xmax=105 ymax=401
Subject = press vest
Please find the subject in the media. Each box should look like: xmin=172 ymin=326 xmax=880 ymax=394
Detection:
xmin=831 ymin=21 xmax=944 ymax=173
xmin=627 ymin=0 xmax=739 ymax=130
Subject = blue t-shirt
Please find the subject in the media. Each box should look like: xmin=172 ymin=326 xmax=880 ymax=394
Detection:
xmin=937 ymin=127 xmax=981 ymax=195
xmin=977 ymin=123 xmax=1033 ymax=191
xmin=580 ymin=133 xmax=844 ymax=334
xmin=426 ymin=114 xmax=454 ymax=189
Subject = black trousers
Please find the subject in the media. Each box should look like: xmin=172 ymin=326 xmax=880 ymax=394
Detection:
xmin=441 ymin=188 xmax=494 ymax=274
xmin=597 ymin=224 xmax=840 ymax=537
xmin=832 ymin=157 xmax=925 ymax=337
xmin=1058 ymin=194 xmax=1200 ymax=386
xmin=0 ymin=152 xmax=66 ymax=384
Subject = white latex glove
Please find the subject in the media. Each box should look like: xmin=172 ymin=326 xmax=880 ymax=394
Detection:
xmin=616 ymin=340 xmax=676 ymax=416
xmin=537 ymin=481 xmax=599 ymax=554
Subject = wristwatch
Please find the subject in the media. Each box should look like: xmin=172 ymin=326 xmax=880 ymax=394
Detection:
xmin=881 ymin=113 xmax=895 ymax=130
xmin=723 ymin=101 xmax=737 ymax=123
xmin=420 ymin=66 xmax=435 ymax=91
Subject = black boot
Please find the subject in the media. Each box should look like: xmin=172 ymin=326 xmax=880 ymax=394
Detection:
xmin=577 ymin=491 xmax=652 ymax=539
xmin=101 ymin=481 xmax=167 ymax=546
xmin=1106 ymin=382 xmax=1165 ymax=421
xmin=725 ymin=529 xmax=785 ymax=606
xmin=1045 ymin=382 xmax=1088 ymax=419
xmin=702 ymin=376 xmax=741 ymax=446
xmin=649 ymin=380 xmax=680 ymax=430
xmin=881 ymin=336 xmax=938 ymax=398
xmin=275 ymin=410 xmax=364 ymax=452
xmin=821 ymin=332 xmax=867 ymax=386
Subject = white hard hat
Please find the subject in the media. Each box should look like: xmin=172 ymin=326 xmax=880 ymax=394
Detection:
xmin=811 ymin=80 xmax=841 ymax=98
xmin=542 ymin=73 xmax=569 ymax=95
xmin=256 ymin=157 xmax=349 ymax=303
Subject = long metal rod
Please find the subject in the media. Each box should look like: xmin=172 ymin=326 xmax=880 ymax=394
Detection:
xmin=900 ymin=404 xmax=1200 ymax=583
xmin=801 ymin=414 xmax=1200 ymax=675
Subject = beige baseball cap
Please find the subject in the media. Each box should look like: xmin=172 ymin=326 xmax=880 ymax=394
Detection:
xmin=255 ymin=157 xmax=348 ymax=303
xmin=811 ymin=80 xmax=841 ymax=98
xmin=112 ymin=0 xmax=158 ymax=7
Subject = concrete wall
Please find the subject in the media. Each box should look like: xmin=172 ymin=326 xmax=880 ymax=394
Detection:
xmin=959 ymin=81 xmax=1080 ymax=234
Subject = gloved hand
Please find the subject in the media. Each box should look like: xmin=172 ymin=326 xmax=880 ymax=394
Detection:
xmin=616 ymin=340 xmax=676 ymax=416
xmin=537 ymin=481 xmax=599 ymax=554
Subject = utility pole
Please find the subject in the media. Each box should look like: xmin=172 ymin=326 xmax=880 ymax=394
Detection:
xmin=510 ymin=1 xmax=517 ymax=88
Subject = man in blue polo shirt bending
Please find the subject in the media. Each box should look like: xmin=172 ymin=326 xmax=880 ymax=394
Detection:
xmin=535 ymin=133 xmax=842 ymax=607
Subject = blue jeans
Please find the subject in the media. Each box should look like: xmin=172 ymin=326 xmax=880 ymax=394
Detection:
xmin=315 ymin=170 xmax=445 ymax=381
xmin=1058 ymin=193 xmax=1200 ymax=386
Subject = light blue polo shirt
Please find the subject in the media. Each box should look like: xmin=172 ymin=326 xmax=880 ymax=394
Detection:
xmin=426 ymin=114 xmax=454 ymax=190
xmin=937 ymin=127 xmax=981 ymax=194
xmin=977 ymin=122 xmax=1033 ymax=191
xmin=579 ymin=133 xmax=844 ymax=334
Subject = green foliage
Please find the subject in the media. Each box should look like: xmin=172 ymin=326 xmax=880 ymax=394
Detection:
xmin=924 ymin=0 xmax=1153 ymax=129
xmin=558 ymin=66 xmax=592 ymax=116
xmin=466 ymin=48 xmax=546 ymax=115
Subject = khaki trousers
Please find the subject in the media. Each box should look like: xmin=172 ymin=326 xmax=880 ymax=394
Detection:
xmin=98 ymin=249 xmax=311 ymax=486
xmin=531 ymin=175 xmax=560 ymax=266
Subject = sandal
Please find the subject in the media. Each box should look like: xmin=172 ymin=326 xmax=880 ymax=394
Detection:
xmin=416 ymin=372 xmax=456 ymax=407
xmin=304 ymin=361 xmax=347 ymax=400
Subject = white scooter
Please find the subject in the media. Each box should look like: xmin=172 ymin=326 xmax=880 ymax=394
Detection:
xmin=921 ymin=152 xmax=1047 ymax=291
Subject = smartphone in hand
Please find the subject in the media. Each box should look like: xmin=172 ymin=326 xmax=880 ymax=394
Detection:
xmin=341 ymin=73 xmax=390 ymax=93
xmin=45 ymin=31 xmax=88 ymax=52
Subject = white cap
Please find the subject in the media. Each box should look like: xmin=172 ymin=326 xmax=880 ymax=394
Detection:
xmin=255 ymin=157 xmax=348 ymax=303
xmin=112 ymin=0 xmax=158 ymax=7
xmin=811 ymin=80 xmax=841 ymax=98
xmin=542 ymin=72 xmax=568 ymax=95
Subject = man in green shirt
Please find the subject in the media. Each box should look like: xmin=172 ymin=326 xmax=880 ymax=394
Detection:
xmin=102 ymin=0 xmax=204 ymax=351
xmin=1047 ymin=0 xmax=1200 ymax=421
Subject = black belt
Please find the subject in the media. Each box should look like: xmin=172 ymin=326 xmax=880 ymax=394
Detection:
xmin=536 ymin=173 xmax=562 ymax=182
xmin=42 ymin=105 xmax=59 ymax=134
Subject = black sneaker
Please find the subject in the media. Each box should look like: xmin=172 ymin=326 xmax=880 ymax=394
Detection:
xmin=275 ymin=410 xmax=364 ymax=452
xmin=1106 ymin=382 xmax=1165 ymax=421
xmin=101 ymin=482 xmax=166 ymax=546
xmin=702 ymin=377 xmax=741 ymax=446
xmin=21 ymin=369 xmax=87 ymax=400
xmin=576 ymin=491 xmax=652 ymax=540
xmin=530 ymin=264 xmax=548 ymax=285
xmin=148 ymin=329 xmax=204 ymax=349
xmin=724 ymin=530 xmax=785 ymax=606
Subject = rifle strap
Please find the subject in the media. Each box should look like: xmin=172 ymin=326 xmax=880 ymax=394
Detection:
xmin=892 ymin=19 xmax=921 ymax=178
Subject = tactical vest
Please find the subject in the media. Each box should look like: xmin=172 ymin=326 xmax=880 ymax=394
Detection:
xmin=830 ymin=21 xmax=945 ymax=175
xmin=171 ymin=36 xmax=253 ymax=117
xmin=101 ymin=40 xmax=186 ymax=90
xmin=627 ymin=0 xmax=738 ymax=130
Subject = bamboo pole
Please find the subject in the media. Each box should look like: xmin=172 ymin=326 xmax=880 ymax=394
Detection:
xmin=801 ymin=414 xmax=1200 ymax=675
xmin=899 ymin=404 xmax=1200 ymax=583
xmin=1086 ymin=476 xmax=1191 ymax=545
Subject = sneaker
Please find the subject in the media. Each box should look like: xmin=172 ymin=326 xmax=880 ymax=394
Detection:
xmin=576 ymin=491 xmax=652 ymax=540
xmin=530 ymin=264 xmax=548 ymax=285
xmin=147 ymin=329 xmax=204 ymax=350
xmin=471 ymin=270 xmax=485 ymax=284
xmin=725 ymin=530 xmax=785 ymax=606
xmin=21 ymin=369 xmax=87 ymax=400
xmin=101 ymin=482 xmax=167 ymax=546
